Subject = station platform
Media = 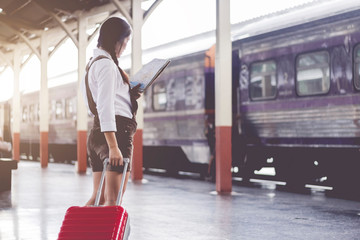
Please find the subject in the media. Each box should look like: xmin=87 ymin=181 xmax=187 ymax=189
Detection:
xmin=0 ymin=161 xmax=360 ymax=240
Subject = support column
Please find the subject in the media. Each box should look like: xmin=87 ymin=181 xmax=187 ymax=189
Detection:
xmin=215 ymin=0 xmax=232 ymax=193
xmin=76 ymin=15 xmax=88 ymax=173
xmin=40 ymin=33 xmax=49 ymax=168
xmin=131 ymin=0 xmax=144 ymax=181
xmin=12 ymin=49 xmax=21 ymax=161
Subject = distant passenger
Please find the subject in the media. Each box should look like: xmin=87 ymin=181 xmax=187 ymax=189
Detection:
xmin=81 ymin=17 xmax=142 ymax=206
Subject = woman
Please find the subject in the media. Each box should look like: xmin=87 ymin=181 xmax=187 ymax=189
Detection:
xmin=82 ymin=17 xmax=141 ymax=206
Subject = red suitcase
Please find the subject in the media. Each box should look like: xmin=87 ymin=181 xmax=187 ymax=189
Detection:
xmin=58 ymin=158 xmax=131 ymax=240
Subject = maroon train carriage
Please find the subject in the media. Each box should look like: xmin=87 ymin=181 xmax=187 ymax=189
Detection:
xmin=143 ymin=9 xmax=360 ymax=197
xmin=232 ymin=9 xmax=360 ymax=196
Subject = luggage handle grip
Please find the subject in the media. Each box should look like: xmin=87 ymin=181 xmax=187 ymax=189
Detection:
xmin=94 ymin=157 xmax=130 ymax=206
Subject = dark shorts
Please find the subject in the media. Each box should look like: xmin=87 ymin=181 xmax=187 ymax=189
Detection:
xmin=87 ymin=115 xmax=137 ymax=173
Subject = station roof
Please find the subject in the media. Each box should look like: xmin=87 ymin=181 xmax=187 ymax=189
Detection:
xmin=0 ymin=0 xmax=156 ymax=69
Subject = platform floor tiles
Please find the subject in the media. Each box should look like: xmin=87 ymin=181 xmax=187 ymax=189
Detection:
xmin=0 ymin=161 xmax=360 ymax=240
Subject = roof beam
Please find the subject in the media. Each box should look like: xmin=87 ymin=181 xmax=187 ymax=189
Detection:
xmin=0 ymin=65 xmax=8 ymax=75
xmin=49 ymin=36 xmax=67 ymax=59
xmin=0 ymin=22 xmax=40 ymax=59
xmin=0 ymin=15 xmax=42 ymax=32
xmin=20 ymin=53 xmax=33 ymax=69
xmin=143 ymin=0 xmax=163 ymax=24
xmin=76 ymin=3 xmax=117 ymax=19
xmin=0 ymin=2 xmax=122 ymax=62
xmin=7 ymin=0 xmax=32 ymax=15
xmin=0 ymin=50 xmax=13 ymax=68
xmin=88 ymin=25 xmax=101 ymax=47
xmin=87 ymin=10 xmax=117 ymax=47
xmin=32 ymin=0 xmax=80 ymax=48
xmin=110 ymin=0 xmax=133 ymax=26
xmin=0 ymin=40 xmax=16 ymax=50
xmin=50 ymin=12 xmax=79 ymax=48
xmin=17 ymin=31 xmax=40 ymax=59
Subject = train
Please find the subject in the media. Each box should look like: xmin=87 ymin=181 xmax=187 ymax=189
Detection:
xmin=143 ymin=6 xmax=360 ymax=195
xmin=1 ymin=3 xmax=359 ymax=196
xmin=0 ymin=82 xmax=81 ymax=162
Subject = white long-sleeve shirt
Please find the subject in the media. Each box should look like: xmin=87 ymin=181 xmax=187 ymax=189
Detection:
xmin=81 ymin=49 xmax=132 ymax=132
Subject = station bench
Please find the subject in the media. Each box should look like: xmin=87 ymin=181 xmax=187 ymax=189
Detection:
xmin=0 ymin=158 xmax=18 ymax=191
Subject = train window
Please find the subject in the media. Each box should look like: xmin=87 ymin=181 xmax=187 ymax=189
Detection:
xmin=249 ymin=60 xmax=277 ymax=100
xmin=36 ymin=104 xmax=40 ymax=121
xmin=50 ymin=100 xmax=56 ymax=120
xmin=22 ymin=106 xmax=28 ymax=122
xmin=153 ymin=82 xmax=167 ymax=111
xmin=29 ymin=105 xmax=34 ymax=122
xmin=185 ymin=76 xmax=195 ymax=106
xmin=354 ymin=45 xmax=360 ymax=90
xmin=55 ymin=100 xmax=63 ymax=119
xmin=185 ymin=74 xmax=204 ymax=108
xmin=296 ymin=51 xmax=330 ymax=96
xmin=65 ymin=98 xmax=74 ymax=119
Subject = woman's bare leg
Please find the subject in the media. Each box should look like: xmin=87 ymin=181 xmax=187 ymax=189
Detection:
xmin=104 ymin=171 xmax=130 ymax=206
xmin=85 ymin=172 xmax=106 ymax=206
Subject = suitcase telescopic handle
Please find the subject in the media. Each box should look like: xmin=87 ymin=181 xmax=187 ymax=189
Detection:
xmin=94 ymin=157 xmax=130 ymax=206
xmin=116 ymin=157 xmax=130 ymax=206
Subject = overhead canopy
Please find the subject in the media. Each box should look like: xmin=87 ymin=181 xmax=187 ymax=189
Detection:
xmin=0 ymin=0 xmax=159 ymax=69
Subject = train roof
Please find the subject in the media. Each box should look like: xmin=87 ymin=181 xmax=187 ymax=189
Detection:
xmin=119 ymin=0 xmax=360 ymax=69
xmin=231 ymin=0 xmax=360 ymax=44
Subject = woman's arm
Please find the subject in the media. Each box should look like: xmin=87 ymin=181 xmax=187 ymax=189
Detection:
xmin=96 ymin=61 xmax=117 ymax=132
xmin=104 ymin=131 xmax=123 ymax=166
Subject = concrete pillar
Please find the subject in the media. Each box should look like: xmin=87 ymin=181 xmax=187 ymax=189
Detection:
xmin=12 ymin=49 xmax=21 ymax=161
xmin=215 ymin=0 xmax=232 ymax=193
xmin=40 ymin=32 xmax=49 ymax=168
xmin=76 ymin=15 xmax=88 ymax=173
xmin=131 ymin=0 xmax=144 ymax=181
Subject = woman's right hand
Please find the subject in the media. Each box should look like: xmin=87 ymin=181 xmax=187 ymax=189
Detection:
xmin=109 ymin=145 xmax=123 ymax=166
xmin=104 ymin=131 xmax=123 ymax=166
xmin=130 ymin=83 xmax=142 ymax=100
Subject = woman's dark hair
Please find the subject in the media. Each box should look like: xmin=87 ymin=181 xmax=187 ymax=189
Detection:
xmin=97 ymin=17 xmax=131 ymax=83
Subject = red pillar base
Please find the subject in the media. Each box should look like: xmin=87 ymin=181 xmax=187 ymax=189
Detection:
xmin=40 ymin=132 xmax=48 ymax=168
xmin=77 ymin=131 xmax=87 ymax=174
xmin=12 ymin=132 xmax=20 ymax=161
xmin=132 ymin=129 xmax=143 ymax=181
xmin=215 ymin=126 xmax=232 ymax=193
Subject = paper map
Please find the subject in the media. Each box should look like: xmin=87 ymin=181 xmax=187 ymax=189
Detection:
xmin=130 ymin=58 xmax=171 ymax=92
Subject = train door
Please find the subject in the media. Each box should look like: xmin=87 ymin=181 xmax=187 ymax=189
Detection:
xmin=231 ymin=50 xmax=248 ymax=177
